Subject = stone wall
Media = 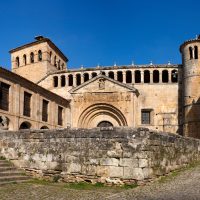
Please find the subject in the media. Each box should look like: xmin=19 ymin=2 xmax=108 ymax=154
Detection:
xmin=0 ymin=127 xmax=200 ymax=184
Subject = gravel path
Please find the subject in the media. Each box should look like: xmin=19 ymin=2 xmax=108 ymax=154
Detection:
xmin=1 ymin=165 xmax=200 ymax=200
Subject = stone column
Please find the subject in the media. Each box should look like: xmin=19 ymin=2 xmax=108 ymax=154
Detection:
xmin=141 ymin=71 xmax=144 ymax=83
xmin=132 ymin=71 xmax=135 ymax=84
xmin=66 ymin=75 xmax=69 ymax=86
xmin=81 ymin=73 xmax=84 ymax=84
xmin=89 ymin=73 xmax=92 ymax=80
xmin=73 ymin=75 xmax=77 ymax=87
xmin=168 ymin=70 xmax=172 ymax=83
xmin=159 ymin=71 xmax=162 ymax=83
xmin=150 ymin=72 xmax=153 ymax=84
xmin=114 ymin=71 xmax=117 ymax=80
xmin=123 ymin=71 xmax=126 ymax=83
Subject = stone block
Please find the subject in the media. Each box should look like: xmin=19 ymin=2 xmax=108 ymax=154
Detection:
xmin=108 ymin=166 xmax=123 ymax=178
xmin=132 ymin=168 xmax=145 ymax=180
xmin=139 ymin=159 xmax=149 ymax=168
xmin=119 ymin=158 xmax=138 ymax=167
xmin=96 ymin=166 xmax=109 ymax=177
xmin=142 ymin=168 xmax=153 ymax=179
xmin=100 ymin=158 xmax=119 ymax=166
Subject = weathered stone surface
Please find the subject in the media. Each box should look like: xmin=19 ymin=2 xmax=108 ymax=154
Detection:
xmin=0 ymin=127 xmax=200 ymax=184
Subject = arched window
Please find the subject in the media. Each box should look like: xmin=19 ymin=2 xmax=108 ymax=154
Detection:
xmin=23 ymin=54 xmax=27 ymax=65
xmin=153 ymin=70 xmax=159 ymax=83
xmin=58 ymin=60 xmax=61 ymax=70
xmin=97 ymin=121 xmax=113 ymax=127
xmin=101 ymin=71 xmax=106 ymax=75
xmin=19 ymin=121 xmax=31 ymax=129
xmin=53 ymin=76 xmax=58 ymax=87
xmin=76 ymin=74 xmax=81 ymax=86
xmin=189 ymin=47 xmax=193 ymax=60
xmin=54 ymin=56 xmax=57 ymax=67
xmin=92 ymin=72 xmax=97 ymax=78
xmin=61 ymin=75 xmax=66 ymax=87
xmin=16 ymin=57 xmax=20 ymax=67
xmin=135 ymin=70 xmax=141 ymax=83
xmin=162 ymin=70 xmax=169 ymax=83
xmin=126 ymin=71 xmax=132 ymax=83
xmin=144 ymin=70 xmax=150 ymax=83
xmin=117 ymin=71 xmax=123 ymax=82
xmin=30 ymin=52 xmax=34 ymax=63
xmin=84 ymin=73 xmax=89 ymax=82
xmin=171 ymin=70 xmax=178 ymax=83
xmin=68 ymin=74 xmax=73 ymax=86
xmin=108 ymin=71 xmax=114 ymax=79
xmin=61 ymin=63 xmax=64 ymax=70
xmin=38 ymin=50 xmax=42 ymax=61
xmin=194 ymin=46 xmax=198 ymax=59
xmin=49 ymin=51 xmax=52 ymax=63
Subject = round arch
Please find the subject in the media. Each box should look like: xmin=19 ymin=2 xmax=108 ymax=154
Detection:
xmin=78 ymin=103 xmax=127 ymax=128
xmin=40 ymin=126 xmax=49 ymax=129
xmin=19 ymin=121 xmax=31 ymax=129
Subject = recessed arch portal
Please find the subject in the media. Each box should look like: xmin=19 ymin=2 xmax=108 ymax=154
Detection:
xmin=78 ymin=103 xmax=127 ymax=128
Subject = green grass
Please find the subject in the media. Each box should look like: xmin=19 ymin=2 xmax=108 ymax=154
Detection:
xmin=64 ymin=182 xmax=105 ymax=190
xmin=0 ymin=156 xmax=6 ymax=160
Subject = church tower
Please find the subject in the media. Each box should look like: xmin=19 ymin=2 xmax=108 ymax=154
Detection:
xmin=180 ymin=35 xmax=200 ymax=138
xmin=10 ymin=36 xmax=68 ymax=83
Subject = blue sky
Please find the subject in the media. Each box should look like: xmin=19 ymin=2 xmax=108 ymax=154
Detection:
xmin=0 ymin=0 xmax=199 ymax=70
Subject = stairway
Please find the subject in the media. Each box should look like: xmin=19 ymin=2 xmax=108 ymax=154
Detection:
xmin=0 ymin=159 xmax=30 ymax=185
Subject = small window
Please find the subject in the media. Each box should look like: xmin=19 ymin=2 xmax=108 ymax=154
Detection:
xmin=16 ymin=57 xmax=20 ymax=67
xmin=68 ymin=74 xmax=73 ymax=86
xmin=84 ymin=73 xmax=89 ymax=82
xmin=58 ymin=106 xmax=63 ymax=126
xmin=53 ymin=76 xmax=58 ymax=87
xmin=153 ymin=70 xmax=159 ymax=83
xmin=162 ymin=70 xmax=169 ymax=83
xmin=189 ymin=47 xmax=193 ymax=60
xmin=23 ymin=92 xmax=32 ymax=117
xmin=54 ymin=56 xmax=57 ymax=67
xmin=23 ymin=54 xmax=27 ymax=65
xmin=194 ymin=46 xmax=198 ymax=59
xmin=38 ymin=50 xmax=42 ymax=61
xmin=117 ymin=71 xmax=123 ymax=82
xmin=42 ymin=100 xmax=48 ymax=122
xmin=126 ymin=71 xmax=132 ymax=83
xmin=144 ymin=70 xmax=150 ymax=83
xmin=92 ymin=72 xmax=97 ymax=78
xmin=108 ymin=71 xmax=114 ymax=79
xmin=61 ymin=75 xmax=66 ymax=87
xmin=0 ymin=82 xmax=10 ymax=111
xmin=141 ymin=110 xmax=151 ymax=124
xmin=49 ymin=51 xmax=52 ymax=63
xmin=58 ymin=60 xmax=61 ymax=70
xmin=171 ymin=70 xmax=178 ymax=83
xmin=135 ymin=70 xmax=141 ymax=83
xmin=30 ymin=52 xmax=34 ymax=63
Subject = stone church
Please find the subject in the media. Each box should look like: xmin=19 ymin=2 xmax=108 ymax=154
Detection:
xmin=0 ymin=35 xmax=199 ymax=138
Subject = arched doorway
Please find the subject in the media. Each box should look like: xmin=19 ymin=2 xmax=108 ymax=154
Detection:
xmin=78 ymin=103 xmax=127 ymax=128
xmin=19 ymin=121 xmax=31 ymax=129
xmin=40 ymin=126 xmax=49 ymax=129
xmin=97 ymin=121 xmax=113 ymax=127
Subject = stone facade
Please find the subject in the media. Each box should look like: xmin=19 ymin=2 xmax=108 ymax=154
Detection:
xmin=0 ymin=35 xmax=199 ymax=137
xmin=0 ymin=67 xmax=69 ymax=130
xmin=0 ymin=127 xmax=200 ymax=184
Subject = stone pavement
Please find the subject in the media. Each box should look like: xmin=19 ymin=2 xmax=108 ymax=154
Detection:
xmin=1 ymin=164 xmax=200 ymax=200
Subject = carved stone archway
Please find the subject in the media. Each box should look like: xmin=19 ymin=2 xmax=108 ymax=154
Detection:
xmin=78 ymin=103 xmax=127 ymax=128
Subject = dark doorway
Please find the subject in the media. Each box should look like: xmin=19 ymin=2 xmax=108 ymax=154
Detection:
xmin=97 ymin=121 xmax=113 ymax=127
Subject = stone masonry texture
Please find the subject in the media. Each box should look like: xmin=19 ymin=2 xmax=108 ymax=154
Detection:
xmin=0 ymin=127 xmax=200 ymax=184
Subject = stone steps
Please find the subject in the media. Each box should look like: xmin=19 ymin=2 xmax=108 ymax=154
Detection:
xmin=0 ymin=159 xmax=31 ymax=185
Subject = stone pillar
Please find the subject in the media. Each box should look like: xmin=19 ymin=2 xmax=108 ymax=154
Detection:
xmin=159 ymin=71 xmax=162 ymax=83
xmin=150 ymin=72 xmax=153 ymax=83
xmin=81 ymin=74 xmax=84 ymax=84
xmin=73 ymin=75 xmax=77 ymax=87
xmin=168 ymin=70 xmax=172 ymax=83
xmin=114 ymin=71 xmax=117 ymax=80
xmin=66 ymin=75 xmax=69 ymax=86
xmin=89 ymin=73 xmax=92 ymax=80
xmin=141 ymin=71 xmax=144 ymax=83
xmin=132 ymin=71 xmax=135 ymax=84
xmin=123 ymin=71 xmax=126 ymax=83
xmin=58 ymin=76 xmax=61 ymax=87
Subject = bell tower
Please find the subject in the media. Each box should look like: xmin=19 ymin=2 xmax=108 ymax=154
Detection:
xmin=10 ymin=36 xmax=68 ymax=83
xmin=180 ymin=35 xmax=200 ymax=138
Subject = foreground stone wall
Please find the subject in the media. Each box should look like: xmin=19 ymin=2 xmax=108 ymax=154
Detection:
xmin=0 ymin=127 xmax=199 ymax=184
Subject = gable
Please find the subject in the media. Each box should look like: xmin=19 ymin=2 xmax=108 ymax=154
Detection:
xmin=69 ymin=75 xmax=138 ymax=94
